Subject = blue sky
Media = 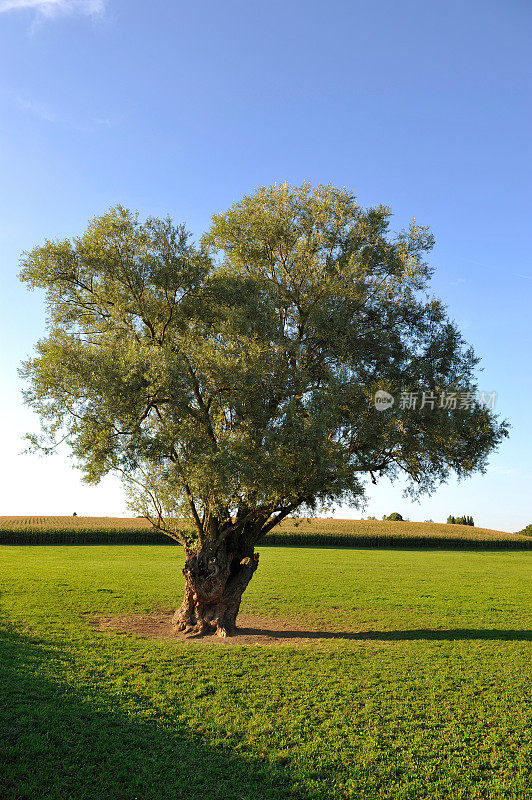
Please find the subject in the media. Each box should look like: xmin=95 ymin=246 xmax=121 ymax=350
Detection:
xmin=0 ymin=0 xmax=530 ymax=529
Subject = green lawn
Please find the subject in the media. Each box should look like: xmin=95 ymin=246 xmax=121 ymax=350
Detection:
xmin=0 ymin=546 xmax=530 ymax=799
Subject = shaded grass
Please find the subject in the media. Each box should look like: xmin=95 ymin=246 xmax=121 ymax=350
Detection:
xmin=0 ymin=546 xmax=531 ymax=799
xmin=0 ymin=626 xmax=302 ymax=800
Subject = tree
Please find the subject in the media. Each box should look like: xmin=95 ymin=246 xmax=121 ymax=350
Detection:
xmin=19 ymin=184 xmax=508 ymax=636
xmin=384 ymin=512 xmax=403 ymax=521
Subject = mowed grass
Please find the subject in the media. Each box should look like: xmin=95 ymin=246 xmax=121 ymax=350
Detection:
xmin=0 ymin=545 xmax=531 ymax=800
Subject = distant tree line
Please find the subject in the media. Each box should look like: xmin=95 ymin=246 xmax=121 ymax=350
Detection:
xmin=447 ymin=515 xmax=474 ymax=526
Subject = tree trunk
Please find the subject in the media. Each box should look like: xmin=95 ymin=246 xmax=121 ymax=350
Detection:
xmin=172 ymin=546 xmax=259 ymax=637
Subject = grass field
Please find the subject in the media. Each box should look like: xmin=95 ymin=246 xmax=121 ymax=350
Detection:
xmin=0 ymin=516 xmax=529 ymax=547
xmin=1 ymin=545 xmax=530 ymax=799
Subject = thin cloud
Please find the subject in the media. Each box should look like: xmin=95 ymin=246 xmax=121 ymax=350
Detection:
xmin=0 ymin=0 xmax=105 ymax=17
xmin=17 ymin=95 xmax=58 ymax=123
xmin=517 ymin=274 xmax=532 ymax=280
xmin=15 ymin=91 xmax=117 ymax=131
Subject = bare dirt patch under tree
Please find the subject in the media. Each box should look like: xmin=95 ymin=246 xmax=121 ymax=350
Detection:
xmin=91 ymin=611 xmax=390 ymax=646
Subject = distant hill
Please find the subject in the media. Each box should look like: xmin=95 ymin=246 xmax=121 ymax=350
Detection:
xmin=274 ymin=517 xmax=529 ymax=542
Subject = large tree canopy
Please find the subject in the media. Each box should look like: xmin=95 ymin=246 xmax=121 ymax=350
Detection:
xmin=20 ymin=184 xmax=508 ymax=635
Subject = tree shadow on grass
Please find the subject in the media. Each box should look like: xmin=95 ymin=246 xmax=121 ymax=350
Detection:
xmin=0 ymin=625 xmax=310 ymax=800
xmin=236 ymin=626 xmax=532 ymax=642
xmin=92 ymin=612 xmax=532 ymax=646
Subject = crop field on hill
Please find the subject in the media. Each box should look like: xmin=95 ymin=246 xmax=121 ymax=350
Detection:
xmin=0 ymin=545 xmax=530 ymax=799
xmin=0 ymin=516 xmax=151 ymax=529
xmin=275 ymin=518 xmax=528 ymax=542
xmin=0 ymin=516 xmax=529 ymax=548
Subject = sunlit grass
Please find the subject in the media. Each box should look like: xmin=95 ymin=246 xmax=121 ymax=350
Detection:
xmin=1 ymin=545 xmax=531 ymax=799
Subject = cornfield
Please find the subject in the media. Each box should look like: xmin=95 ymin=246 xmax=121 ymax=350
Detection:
xmin=0 ymin=516 xmax=530 ymax=549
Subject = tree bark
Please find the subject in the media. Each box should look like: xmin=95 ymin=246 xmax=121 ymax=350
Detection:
xmin=172 ymin=545 xmax=259 ymax=637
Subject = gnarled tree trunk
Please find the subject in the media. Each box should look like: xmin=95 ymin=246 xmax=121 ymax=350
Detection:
xmin=172 ymin=544 xmax=259 ymax=637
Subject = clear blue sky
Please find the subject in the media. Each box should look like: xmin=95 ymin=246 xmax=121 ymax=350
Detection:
xmin=0 ymin=0 xmax=530 ymax=529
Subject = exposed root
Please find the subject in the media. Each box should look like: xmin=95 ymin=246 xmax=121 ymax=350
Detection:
xmin=172 ymin=614 xmax=234 ymax=638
